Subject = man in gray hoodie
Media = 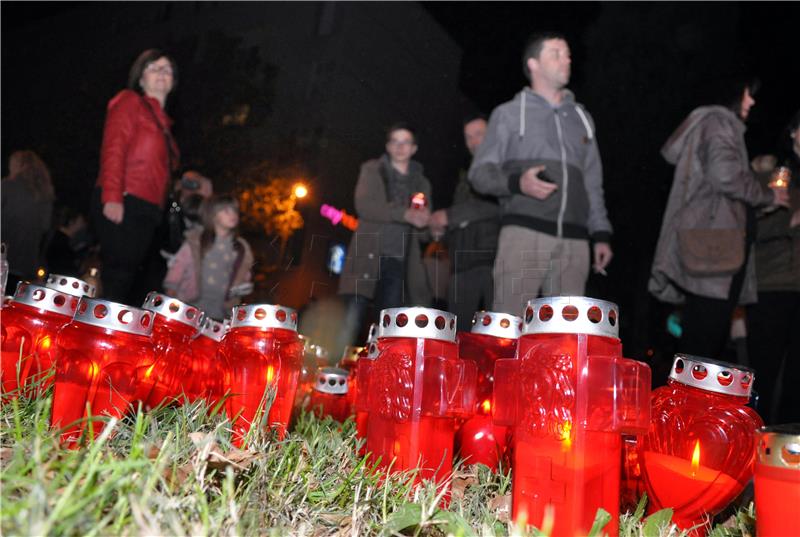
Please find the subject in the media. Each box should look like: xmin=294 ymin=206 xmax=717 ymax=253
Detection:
xmin=469 ymin=31 xmax=613 ymax=316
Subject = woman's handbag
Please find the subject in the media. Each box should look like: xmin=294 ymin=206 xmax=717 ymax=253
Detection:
xmin=677 ymin=227 xmax=745 ymax=276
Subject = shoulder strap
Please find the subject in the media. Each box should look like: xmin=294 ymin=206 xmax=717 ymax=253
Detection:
xmin=139 ymin=95 xmax=178 ymax=173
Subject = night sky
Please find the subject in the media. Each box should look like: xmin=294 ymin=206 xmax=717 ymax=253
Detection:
xmin=2 ymin=2 xmax=798 ymax=369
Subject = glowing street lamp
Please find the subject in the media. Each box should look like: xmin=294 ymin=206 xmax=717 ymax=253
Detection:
xmin=292 ymin=183 xmax=308 ymax=199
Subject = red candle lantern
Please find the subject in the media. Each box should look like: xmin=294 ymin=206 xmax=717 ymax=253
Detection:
xmin=338 ymin=345 xmax=363 ymax=415
xmin=220 ymin=304 xmax=303 ymax=446
xmin=1 ymin=282 xmax=79 ymax=397
xmin=355 ymin=323 xmax=380 ymax=452
xmin=309 ymin=367 xmax=350 ymax=422
xmin=642 ymin=355 xmax=762 ymax=533
xmin=493 ymin=297 xmax=651 ymax=537
xmin=754 ymin=424 xmax=800 ymax=537
xmin=365 ymin=307 xmax=477 ymax=484
xmin=456 ymin=311 xmax=521 ymax=470
xmin=51 ymin=298 xmax=154 ymax=447
xmin=44 ymin=274 xmax=97 ymax=299
xmin=293 ymin=337 xmax=330 ymax=417
xmin=188 ymin=316 xmax=229 ymax=406
xmin=410 ymin=192 xmax=428 ymax=209
xmin=137 ymin=292 xmax=201 ymax=408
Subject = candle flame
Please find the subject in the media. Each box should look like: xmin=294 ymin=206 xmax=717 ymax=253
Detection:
xmin=561 ymin=421 xmax=572 ymax=450
xmin=481 ymin=399 xmax=491 ymax=413
xmin=144 ymin=363 xmax=155 ymax=379
xmin=691 ymin=440 xmax=701 ymax=477
xmin=266 ymin=365 xmax=275 ymax=383
xmin=87 ymin=362 xmax=99 ymax=379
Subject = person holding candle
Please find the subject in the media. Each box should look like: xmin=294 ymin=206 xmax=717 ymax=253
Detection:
xmin=649 ymin=75 xmax=790 ymax=359
xmin=747 ymin=109 xmax=800 ymax=424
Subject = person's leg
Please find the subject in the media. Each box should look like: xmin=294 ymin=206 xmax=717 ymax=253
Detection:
xmin=374 ymin=257 xmax=405 ymax=313
xmin=492 ymin=226 xmax=553 ymax=316
xmin=546 ymin=237 xmax=590 ymax=296
xmin=776 ymin=292 xmax=800 ymax=423
xmin=450 ymin=265 xmax=494 ymax=331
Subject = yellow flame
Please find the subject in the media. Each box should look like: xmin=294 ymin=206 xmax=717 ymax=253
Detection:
xmin=87 ymin=362 xmax=99 ymax=379
xmin=39 ymin=336 xmax=52 ymax=352
xmin=481 ymin=398 xmax=492 ymax=413
xmin=36 ymin=267 xmax=46 ymax=279
xmin=144 ymin=363 xmax=156 ymax=379
xmin=561 ymin=421 xmax=572 ymax=450
xmin=266 ymin=365 xmax=275 ymax=383
xmin=691 ymin=440 xmax=701 ymax=477
xmin=393 ymin=440 xmax=402 ymax=456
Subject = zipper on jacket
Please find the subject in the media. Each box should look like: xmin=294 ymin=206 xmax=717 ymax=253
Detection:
xmin=554 ymin=110 xmax=568 ymax=238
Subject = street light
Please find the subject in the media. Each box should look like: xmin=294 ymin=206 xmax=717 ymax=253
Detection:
xmin=293 ymin=182 xmax=308 ymax=199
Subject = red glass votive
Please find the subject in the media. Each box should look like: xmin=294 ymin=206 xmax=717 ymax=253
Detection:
xmin=44 ymin=274 xmax=96 ymax=299
xmin=493 ymin=297 xmax=651 ymax=537
xmin=337 ymin=344 xmax=363 ymax=416
xmin=309 ymin=367 xmax=350 ymax=422
xmin=188 ymin=316 xmax=229 ymax=406
xmin=456 ymin=311 xmax=521 ymax=470
xmin=410 ymin=192 xmax=427 ymax=209
xmin=51 ymin=298 xmax=154 ymax=447
xmin=355 ymin=323 xmax=380 ymax=454
xmin=365 ymin=307 xmax=477 ymax=484
xmin=293 ymin=337 xmax=330 ymax=414
xmin=642 ymin=355 xmax=763 ymax=534
xmin=1 ymin=282 xmax=78 ymax=397
xmin=754 ymin=424 xmax=800 ymax=537
xmin=137 ymin=293 xmax=201 ymax=408
xmin=220 ymin=304 xmax=303 ymax=446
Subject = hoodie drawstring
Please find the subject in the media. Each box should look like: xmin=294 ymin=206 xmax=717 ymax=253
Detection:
xmin=519 ymin=91 xmax=526 ymax=138
xmin=574 ymin=104 xmax=594 ymax=140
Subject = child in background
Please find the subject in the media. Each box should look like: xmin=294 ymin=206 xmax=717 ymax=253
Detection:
xmin=164 ymin=194 xmax=254 ymax=320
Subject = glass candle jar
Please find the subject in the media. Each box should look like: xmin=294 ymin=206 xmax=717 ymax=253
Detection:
xmin=220 ymin=304 xmax=303 ymax=446
xmin=456 ymin=311 xmax=521 ymax=470
xmin=188 ymin=316 xmax=229 ymax=406
xmin=338 ymin=344 xmax=363 ymax=416
xmin=309 ymin=367 xmax=350 ymax=422
xmin=493 ymin=297 xmax=651 ymax=537
xmin=138 ymin=292 xmax=202 ymax=408
xmin=642 ymin=355 xmax=763 ymax=534
xmin=754 ymin=424 xmax=800 ymax=537
xmin=365 ymin=308 xmax=476 ymax=484
xmin=1 ymin=282 xmax=78 ymax=397
xmin=355 ymin=323 xmax=380 ymax=454
xmin=50 ymin=298 xmax=154 ymax=447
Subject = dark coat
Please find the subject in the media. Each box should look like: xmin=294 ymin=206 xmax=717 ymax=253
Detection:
xmin=445 ymin=172 xmax=500 ymax=273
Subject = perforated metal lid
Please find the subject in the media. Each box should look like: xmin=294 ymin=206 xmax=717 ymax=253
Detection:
xmin=522 ymin=296 xmax=619 ymax=339
xmin=669 ymin=354 xmax=754 ymax=398
xmin=366 ymin=322 xmax=378 ymax=345
xmin=142 ymin=292 xmax=202 ymax=330
xmin=470 ymin=311 xmax=523 ymax=339
xmin=196 ymin=316 xmax=229 ymax=342
xmin=45 ymin=274 xmax=96 ymax=298
xmin=73 ymin=297 xmax=154 ymax=337
xmin=230 ymin=304 xmax=298 ymax=332
xmin=339 ymin=345 xmax=364 ymax=366
xmin=378 ymin=307 xmax=457 ymax=342
xmin=757 ymin=424 xmax=800 ymax=470
xmin=312 ymin=367 xmax=349 ymax=394
xmin=11 ymin=282 xmax=78 ymax=318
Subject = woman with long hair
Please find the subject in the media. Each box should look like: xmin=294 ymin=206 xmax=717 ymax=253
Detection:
xmin=1 ymin=150 xmax=55 ymax=290
xmin=92 ymin=48 xmax=180 ymax=304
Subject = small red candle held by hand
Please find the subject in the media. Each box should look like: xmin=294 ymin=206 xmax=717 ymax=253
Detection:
xmin=410 ymin=192 xmax=427 ymax=209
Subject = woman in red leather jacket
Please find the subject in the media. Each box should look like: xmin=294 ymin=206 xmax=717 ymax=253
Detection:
xmin=92 ymin=48 xmax=180 ymax=304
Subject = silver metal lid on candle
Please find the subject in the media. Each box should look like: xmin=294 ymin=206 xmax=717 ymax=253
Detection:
xmin=669 ymin=354 xmax=754 ymax=398
xmin=73 ymin=297 xmax=154 ymax=337
xmin=11 ymin=282 xmax=79 ymax=318
xmin=378 ymin=307 xmax=457 ymax=342
xmin=756 ymin=424 xmax=800 ymax=469
xmin=339 ymin=345 xmax=364 ymax=367
xmin=196 ymin=316 xmax=229 ymax=342
xmin=142 ymin=292 xmax=202 ymax=330
xmin=313 ymin=367 xmax=349 ymax=395
xmin=522 ymin=296 xmax=619 ymax=339
xmin=45 ymin=274 xmax=96 ymax=298
xmin=230 ymin=303 xmax=298 ymax=332
xmin=364 ymin=322 xmax=380 ymax=359
xmin=470 ymin=311 xmax=523 ymax=339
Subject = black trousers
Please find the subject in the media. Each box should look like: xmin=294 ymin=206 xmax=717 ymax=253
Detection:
xmin=91 ymin=189 xmax=162 ymax=305
xmin=747 ymin=290 xmax=800 ymax=424
xmin=449 ymin=265 xmax=494 ymax=332
xmin=374 ymin=257 xmax=406 ymax=313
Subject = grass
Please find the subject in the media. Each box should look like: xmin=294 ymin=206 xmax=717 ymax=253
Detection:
xmin=0 ymin=385 xmax=756 ymax=536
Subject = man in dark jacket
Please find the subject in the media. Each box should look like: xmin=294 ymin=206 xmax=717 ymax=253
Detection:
xmin=430 ymin=115 xmax=500 ymax=331
xmin=469 ymin=31 xmax=613 ymax=316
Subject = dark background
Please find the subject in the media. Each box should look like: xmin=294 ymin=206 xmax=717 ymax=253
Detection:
xmin=2 ymin=2 xmax=797 ymax=372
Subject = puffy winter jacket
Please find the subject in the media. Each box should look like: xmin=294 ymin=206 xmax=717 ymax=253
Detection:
xmin=96 ymin=89 xmax=179 ymax=208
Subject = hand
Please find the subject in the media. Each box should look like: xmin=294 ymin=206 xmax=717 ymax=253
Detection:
xmin=404 ymin=208 xmax=431 ymax=229
xmin=751 ymin=154 xmax=777 ymax=174
xmin=519 ymin=165 xmax=558 ymax=200
xmin=429 ymin=209 xmax=448 ymax=239
xmin=771 ymin=186 xmax=790 ymax=208
xmin=102 ymin=202 xmax=124 ymax=224
xmin=790 ymin=209 xmax=800 ymax=228
xmin=593 ymin=242 xmax=613 ymax=274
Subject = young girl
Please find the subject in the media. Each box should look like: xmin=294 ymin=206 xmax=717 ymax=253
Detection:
xmin=164 ymin=194 xmax=253 ymax=320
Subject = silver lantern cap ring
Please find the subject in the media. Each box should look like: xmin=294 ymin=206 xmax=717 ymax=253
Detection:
xmin=12 ymin=282 xmax=79 ymax=318
xmin=313 ymin=367 xmax=349 ymax=394
xmin=522 ymin=296 xmax=619 ymax=339
xmin=470 ymin=311 xmax=522 ymax=339
xmin=197 ymin=316 xmax=229 ymax=342
xmin=74 ymin=297 xmax=154 ymax=337
xmin=142 ymin=292 xmax=202 ymax=330
xmin=378 ymin=307 xmax=457 ymax=342
xmin=669 ymin=354 xmax=754 ymax=398
xmin=756 ymin=424 xmax=800 ymax=470
xmin=231 ymin=304 xmax=298 ymax=332
xmin=45 ymin=274 xmax=96 ymax=298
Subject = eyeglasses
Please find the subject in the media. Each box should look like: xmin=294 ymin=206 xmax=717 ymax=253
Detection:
xmin=145 ymin=64 xmax=174 ymax=76
xmin=388 ymin=139 xmax=415 ymax=147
